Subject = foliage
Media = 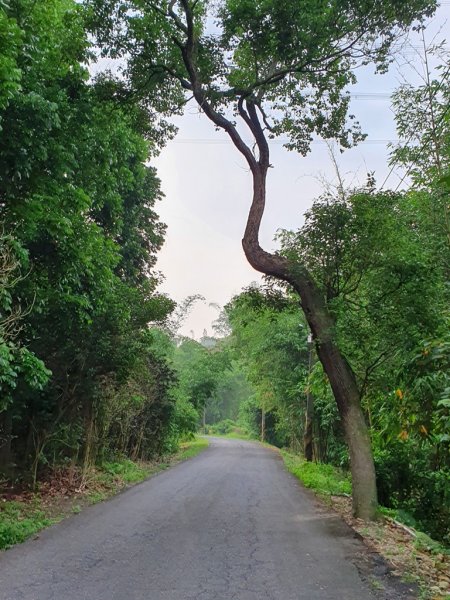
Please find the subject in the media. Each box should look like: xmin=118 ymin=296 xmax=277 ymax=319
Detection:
xmin=207 ymin=419 xmax=237 ymax=435
xmin=0 ymin=2 xmax=22 ymax=119
xmin=390 ymin=49 xmax=450 ymax=186
xmin=101 ymin=459 xmax=150 ymax=484
xmin=87 ymin=0 xmax=436 ymax=156
xmin=276 ymin=182 xmax=449 ymax=542
xmin=170 ymin=395 xmax=200 ymax=442
xmin=0 ymin=234 xmax=51 ymax=409
xmin=282 ymin=451 xmax=352 ymax=497
xmin=205 ymin=365 xmax=253 ymax=424
xmin=172 ymin=337 xmax=231 ymax=411
xmin=225 ymin=285 xmax=309 ymax=447
xmin=0 ymin=0 xmax=179 ymax=480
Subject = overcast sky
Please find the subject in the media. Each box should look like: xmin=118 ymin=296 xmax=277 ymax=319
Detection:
xmin=152 ymin=7 xmax=450 ymax=339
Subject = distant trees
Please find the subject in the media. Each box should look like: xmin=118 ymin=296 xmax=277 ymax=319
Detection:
xmin=226 ymin=287 xmax=308 ymax=447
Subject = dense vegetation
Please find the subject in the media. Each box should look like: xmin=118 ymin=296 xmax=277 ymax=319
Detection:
xmin=0 ymin=0 xmax=186 ymax=483
xmin=1 ymin=0 xmax=448 ymax=547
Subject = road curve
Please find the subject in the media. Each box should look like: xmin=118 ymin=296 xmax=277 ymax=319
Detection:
xmin=0 ymin=437 xmax=411 ymax=600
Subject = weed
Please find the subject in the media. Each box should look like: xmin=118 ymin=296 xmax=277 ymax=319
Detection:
xmin=401 ymin=572 xmax=419 ymax=584
xmin=0 ymin=500 xmax=53 ymax=549
xmin=369 ymin=577 xmax=384 ymax=591
xmin=101 ymin=459 xmax=150 ymax=484
xmin=414 ymin=531 xmax=450 ymax=556
xmin=88 ymin=491 xmax=108 ymax=504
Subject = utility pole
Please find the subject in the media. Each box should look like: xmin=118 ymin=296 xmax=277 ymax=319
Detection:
xmin=304 ymin=333 xmax=314 ymax=461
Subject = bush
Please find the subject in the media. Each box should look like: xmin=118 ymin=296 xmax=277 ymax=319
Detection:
xmin=208 ymin=419 xmax=237 ymax=435
xmin=374 ymin=440 xmax=450 ymax=545
xmin=101 ymin=459 xmax=149 ymax=484
xmin=282 ymin=451 xmax=352 ymax=496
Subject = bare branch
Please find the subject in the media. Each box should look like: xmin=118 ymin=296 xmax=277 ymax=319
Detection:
xmin=246 ymin=100 xmax=270 ymax=169
xmin=168 ymin=1 xmax=188 ymax=34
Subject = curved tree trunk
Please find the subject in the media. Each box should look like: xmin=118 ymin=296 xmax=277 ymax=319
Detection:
xmin=242 ymin=168 xmax=378 ymax=520
xmin=171 ymin=7 xmax=378 ymax=518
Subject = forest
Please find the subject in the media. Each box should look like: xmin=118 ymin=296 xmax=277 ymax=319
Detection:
xmin=0 ymin=0 xmax=449 ymax=553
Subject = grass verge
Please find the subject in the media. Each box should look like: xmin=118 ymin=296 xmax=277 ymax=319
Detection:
xmin=0 ymin=499 xmax=55 ymax=549
xmin=208 ymin=431 xmax=253 ymax=441
xmin=281 ymin=450 xmax=351 ymax=497
xmin=0 ymin=436 xmax=208 ymax=550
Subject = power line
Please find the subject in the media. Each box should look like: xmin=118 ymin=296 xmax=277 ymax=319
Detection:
xmin=172 ymin=138 xmax=398 ymax=145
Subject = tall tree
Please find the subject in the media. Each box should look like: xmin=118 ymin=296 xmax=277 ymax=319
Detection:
xmin=88 ymin=0 xmax=436 ymax=518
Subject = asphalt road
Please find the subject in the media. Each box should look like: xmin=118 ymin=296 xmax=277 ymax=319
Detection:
xmin=0 ymin=437 xmax=413 ymax=600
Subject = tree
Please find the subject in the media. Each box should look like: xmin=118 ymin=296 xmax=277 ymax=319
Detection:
xmin=0 ymin=233 xmax=50 ymax=472
xmin=173 ymin=337 xmax=230 ymax=412
xmin=88 ymin=0 xmax=437 ymax=519
xmin=280 ymin=182 xmax=449 ymax=540
xmin=390 ymin=46 xmax=450 ymax=185
xmin=388 ymin=49 xmax=450 ymax=255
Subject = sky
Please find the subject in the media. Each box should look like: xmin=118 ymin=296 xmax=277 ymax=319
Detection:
xmin=151 ymin=5 xmax=450 ymax=339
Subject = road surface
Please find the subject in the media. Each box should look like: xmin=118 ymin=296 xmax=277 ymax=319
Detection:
xmin=0 ymin=437 xmax=413 ymax=600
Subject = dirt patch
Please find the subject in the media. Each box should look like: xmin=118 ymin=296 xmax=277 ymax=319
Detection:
xmin=329 ymin=495 xmax=450 ymax=599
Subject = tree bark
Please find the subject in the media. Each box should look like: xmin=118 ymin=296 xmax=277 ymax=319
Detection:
xmin=0 ymin=410 xmax=13 ymax=475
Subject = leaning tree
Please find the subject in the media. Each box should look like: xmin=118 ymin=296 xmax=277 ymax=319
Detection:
xmin=89 ymin=0 xmax=436 ymax=519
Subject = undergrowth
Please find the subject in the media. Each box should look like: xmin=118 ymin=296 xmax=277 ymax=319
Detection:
xmin=0 ymin=437 xmax=208 ymax=550
xmin=177 ymin=436 xmax=209 ymax=459
xmin=281 ymin=450 xmax=352 ymax=496
xmin=0 ymin=500 xmax=54 ymax=549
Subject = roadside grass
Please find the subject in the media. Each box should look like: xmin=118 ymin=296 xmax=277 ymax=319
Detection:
xmin=209 ymin=431 xmax=253 ymax=441
xmin=0 ymin=499 xmax=55 ymax=549
xmin=0 ymin=436 xmax=209 ymax=550
xmin=177 ymin=436 xmax=209 ymax=459
xmin=101 ymin=459 xmax=152 ymax=484
xmin=281 ymin=450 xmax=351 ymax=497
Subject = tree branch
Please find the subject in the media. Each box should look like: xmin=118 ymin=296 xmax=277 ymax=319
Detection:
xmin=246 ymin=100 xmax=270 ymax=169
xmin=174 ymin=1 xmax=258 ymax=174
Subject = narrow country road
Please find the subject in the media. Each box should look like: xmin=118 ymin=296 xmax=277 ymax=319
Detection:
xmin=0 ymin=438 xmax=412 ymax=600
